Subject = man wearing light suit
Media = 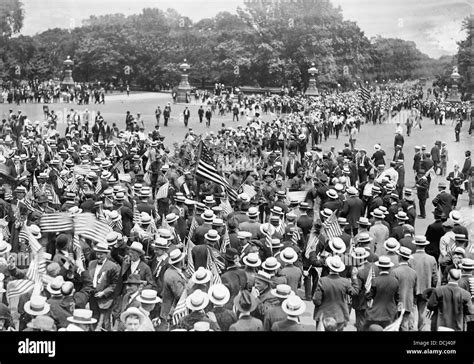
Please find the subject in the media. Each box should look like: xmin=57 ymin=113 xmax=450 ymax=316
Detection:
xmin=88 ymin=242 xmax=120 ymax=331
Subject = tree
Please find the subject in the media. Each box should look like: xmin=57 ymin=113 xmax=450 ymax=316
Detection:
xmin=0 ymin=0 xmax=24 ymax=39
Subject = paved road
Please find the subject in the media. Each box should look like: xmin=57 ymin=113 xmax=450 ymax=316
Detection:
xmin=2 ymin=92 xmax=472 ymax=331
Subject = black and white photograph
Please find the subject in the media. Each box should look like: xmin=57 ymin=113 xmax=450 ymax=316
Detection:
xmin=0 ymin=0 xmax=472 ymax=360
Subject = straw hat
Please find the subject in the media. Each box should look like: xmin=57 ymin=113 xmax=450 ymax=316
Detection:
xmin=128 ymin=241 xmax=145 ymax=255
xmin=243 ymin=252 xmax=261 ymax=267
xmin=280 ymin=247 xmax=298 ymax=264
xmin=186 ymin=289 xmax=209 ymax=311
xmin=67 ymin=309 xmax=97 ymax=324
xmin=375 ymin=255 xmax=395 ymax=268
xmin=281 ymin=295 xmax=306 ymax=316
xmin=208 ymin=284 xmax=230 ymax=306
xmin=351 ymin=247 xmax=370 ymax=260
xmin=191 ymin=267 xmax=212 ymax=285
xmin=168 ymin=249 xmax=186 ymax=265
xmin=205 ymin=229 xmax=220 ymax=242
xmin=383 ymin=238 xmax=400 ymax=252
xmin=24 ymin=296 xmax=50 ymax=316
xmin=270 ymin=284 xmax=293 ymax=299
xmin=137 ymin=289 xmax=161 ymax=304
xmin=326 ymin=255 xmax=345 ymax=273
xmin=262 ymin=257 xmax=281 ymax=271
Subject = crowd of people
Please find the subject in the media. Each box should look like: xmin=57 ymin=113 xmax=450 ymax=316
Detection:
xmin=0 ymin=80 xmax=472 ymax=333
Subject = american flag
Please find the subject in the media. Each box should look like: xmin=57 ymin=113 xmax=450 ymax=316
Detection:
xmin=19 ymin=226 xmax=42 ymax=253
xmin=220 ymin=199 xmax=233 ymax=216
xmin=7 ymin=250 xmax=47 ymax=302
xmin=32 ymin=174 xmax=40 ymax=195
xmin=357 ymin=84 xmax=371 ymax=103
xmin=73 ymin=234 xmax=86 ymax=271
xmin=185 ymin=238 xmax=195 ymax=277
xmin=277 ymin=222 xmax=286 ymax=236
xmin=322 ymin=211 xmax=342 ymax=239
xmin=187 ymin=216 xmax=198 ymax=242
xmin=171 ymin=289 xmax=188 ymax=326
xmin=73 ymin=213 xmax=112 ymax=245
xmin=365 ymin=264 xmax=375 ymax=292
xmin=196 ymin=141 xmax=238 ymax=202
xmin=66 ymin=175 xmax=79 ymax=193
xmin=39 ymin=213 xmax=74 ymax=232
xmin=95 ymin=180 xmax=102 ymax=195
xmin=383 ymin=309 xmax=406 ymax=331
xmin=304 ymin=233 xmax=319 ymax=259
xmin=177 ymin=175 xmax=185 ymax=187
xmin=132 ymin=200 xmax=140 ymax=225
xmin=206 ymin=249 xmax=222 ymax=285
xmin=291 ymin=228 xmax=301 ymax=245
xmin=156 ymin=182 xmax=169 ymax=200
xmin=241 ymin=184 xmax=257 ymax=199
xmin=220 ymin=229 xmax=230 ymax=253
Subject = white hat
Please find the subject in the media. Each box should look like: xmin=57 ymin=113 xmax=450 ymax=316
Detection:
xmin=24 ymin=296 xmax=50 ymax=316
xmin=329 ymin=237 xmax=346 ymax=255
xmin=326 ymin=255 xmax=345 ymax=273
xmin=208 ymin=284 xmax=230 ymax=306
xmin=168 ymin=249 xmax=186 ymax=265
xmin=280 ymin=247 xmax=298 ymax=264
xmin=243 ymin=252 xmax=262 ymax=267
xmin=136 ymin=289 xmax=161 ymax=304
xmin=67 ymin=309 xmax=97 ymax=324
xmin=281 ymin=295 xmax=306 ymax=316
xmin=186 ymin=289 xmax=209 ymax=311
xmin=270 ymin=284 xmax=293 ymax=299
xmin=375 ymin=255 xmax=395 ymax=268
xmin=191 ymin=267 xmax=212 ymax=285
xmin=120 ymin=307 xmax=146 ymax=325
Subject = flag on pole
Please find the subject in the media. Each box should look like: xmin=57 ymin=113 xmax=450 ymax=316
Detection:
xmin=305 ymin=233 xmax=319 ymax=259
xmin=156 ymin=182 xmax=169 ymax=200
xmin=365 ymin=264 xmax=375 ymax=292
xmin=32 ymin=173 xmax=40 ymax=195
xmin=241 ymin=184 xmax=256 ymax=199
xmin=19 ymin=226 xmax=42 ymax=253
xmin=177 ymin=175 xmax=185 ymax=187
xmin=73 ymin=213 xmax=112 ymax=244
xmin=195 ymin=141 xmax=238 ymax=202
xmin=187 ymin=216 xmax=198 ymax=242
xmin=220 ymin=199 xmax=233 ymax=216
xmin=383 ymin=309 xmax=406 ymax=331
xmin=322 ymin=211 xmax=343 ymax=239
xmin=171 ymin=289 xmax=188 ymax=326
xmin=220 ymin=229 xmax=230 ymax=253
xmin=185 ymin=238 xmax=196 ymax=277
xmin=206 ymin=250 xmax=222 ymax=285
xmin=39 ymin=213 xmax=74 ymax=232
xmin=132 ymin=200 xmax=140 ymax=226
xmin=357 ymin=84 xmax=371 ymax=103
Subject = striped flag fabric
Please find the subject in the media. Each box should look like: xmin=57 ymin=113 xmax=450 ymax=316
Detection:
xmin=383 ymin=309 xmax=406 ymax=331
xmin=305 ymin=233 xmax=319 ymax=259
xmin=185 ymin=238 xmax=196 ymax=277
xmin=73 ymin=235 xmax=86 ymax=272
xmin=322 ymin=211 xmax=343 ymax=239
xmin=177 ymin=175 xmax=185 ymax=187
xmin=241 ymin=184 xmax=257 ymax=199
xmin=277 ymin=222 xmax=286 ymax=236
xmin=73 ymin=164 xmax=91 ymax=176
xmin=187 ymin=216 xmax=198 ymax=242
xmin=39 ymin=213 xmax=74 ymax=232
xmin=156 ymin=182 xmax=169 ymax=200
xmin=19 ymin=226 xmax=42 ymax=253
xmin=220 ymin=199 xmax=233 ymax=216
xmin=365 ymin=264 xmax=375 ymax=292
xmin=206 ymin=250 xmax=222 ymax=285
xmin=207 ymin=246 xmax=225 ymax=274
xmin=7 ymin=250 xmax=47 ymax=302
xmin=32 ymin=174 xmax=40 ymax=195
xmin=220 ymin=229 xmax=230 ymax=253
xmin=132 ymin=200 xmax=140 ymax=226
xmin=95 ymin=180 xmax=102 ymax=195
xmin=195 ymin=141 xmax=238 ymax=202
xmin=73 ymin=213 xmax=112 ymax=245
xmin=357 ymin=84 xmax=371 ymax=103
xmin=171 ymin=289 xmax=188 ymax=326
xmin=291 ymin=228 xmax=301 ymax=245
xmin=0 ymin=162 xmax=10 ymax=176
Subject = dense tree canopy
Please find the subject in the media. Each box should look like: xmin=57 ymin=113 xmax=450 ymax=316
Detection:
xmin=0 ymin=0 xmax=454 ymax=91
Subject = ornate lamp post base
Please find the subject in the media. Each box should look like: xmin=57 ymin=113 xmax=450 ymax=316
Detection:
xmin=446 ymin=67 xmax=462 ymax=104
xmin=176 ymin=59 xmax=192 ymax=103
xmin=306 ymin=62 xmax=319 ymax=97
xmin=61 ymin=56 xmax=75 ymax=90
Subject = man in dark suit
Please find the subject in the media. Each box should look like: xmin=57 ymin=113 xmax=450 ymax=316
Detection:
xmin=424 ymin=210 xmax=445 ymax=263
xmin=447 ymin=163 xmax=464 ymax=208
xmin=413 ymin=146 xmax=422 ymax=178
xmin=427 ymin=269 xmax=473 ymax=331
xmin=432 ymin=181 xmax=454 ymax=217
xmin=431 ymin=141 xmax=441 ymax=175
xmin=392 ymin=247 xmax=417 ymax=331
xmin=462 ymin=151 xmax=471 ymax=184
xmin=271 ymin=295 xmax=306 ymax=331
xmin=415 ymin=170 xmax=429 ymax=219
xmin=364 ymin=256 xmax=399 ymax=330
xmin=88 ymin=242 xmax=120 ymax=331
xmin=341 ymin=187 xmax=364 ymax=236
xmin=392 ymin=145 xmax=404 ymax=162
xmin=118 ymin=242 xmax=153 ymax=297
xmin=285 ymin=152 xmax=301 ymax=180
xmin=221 ymin=248 xmax=248 ymax=310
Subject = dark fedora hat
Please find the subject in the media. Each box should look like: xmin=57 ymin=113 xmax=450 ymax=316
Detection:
xmin=233 ymin=290 xmax=258 ymax=313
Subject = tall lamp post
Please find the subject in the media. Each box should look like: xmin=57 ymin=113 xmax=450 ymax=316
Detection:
xmin=446 ymin=66 xmax=462 ymax=104
xmin=306 ymin=62 xmax=319 ymax=96
xmin=61 ymin=56 xmax=75 ymax=91
xmin=176 ymin=59 xmax=192 ymax=103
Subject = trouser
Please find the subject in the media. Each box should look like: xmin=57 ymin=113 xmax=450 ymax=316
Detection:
xmin=233 ymin=113 xmax=239 ymax=121
xmin=355 ymin=309 xmax=367 ymax=331
xmin=406 ymin=126 xmax=412 ymax=136
xmin=184 ymin=117 xmax=189 ymax=127
xmin=455 ymin=131 xmax=460 ymax=142
xmin=164 ymin=117 xmax=169 ymax=126
xmin=415 ymin=294 xmax=427 ymax=331
xmin=418 ymin=197 xmax=426 ymax=217
xmin=199 ymin=116 xmax=203 ymax=123
xmin=303 ymin=266 xmax=319 ymax=300
xmin=399 ymin=311 xmax=416 ymax=331
xmin=89 ymin=297 xmax=112 ymax=331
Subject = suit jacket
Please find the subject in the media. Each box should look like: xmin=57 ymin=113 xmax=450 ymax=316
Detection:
xmin=366 ymin=272 xmax=399 ymax=322
xmin=149 ymin=255 xmax=170 ymax=295
xmin=297 ymin=214 xmax=314 ymax=240
xmin=160 ymin=266 xmax=186 ymax=319
xmin=313 ymin=273 xmax=359 ymax=324
xmin=229 ymin=315 xmax=263 ymax=331
xmin=341 ymin=196 xmax=364 ymax=229
xmin=351 ymin=261 xmax=372 ymax=311
xmin=280 ymin=265 xmax=303 ymax=293
xmin=88 ymin=258 xmax=120 ymax=305
xmin=211 ymin=306 xmax=237 ymax=332
xmin=409 ymin=250 xmax=438 ymax=295
xmin=392 ymin=263 xmax=417 ymax=313
xmin=119 ymin=259 xmax=154 ymax=295
xmin=221 ymin=266 xmax=248 ymax=310
xmin=427 ymin=283 xmax=473 ymax=331
xmin=286 ymin=159 xmax=301 ymax=178
xmin=271 ymin=318 xmax=305 ymax=332
xmin=432 ymin=191 xmax=454 ymax=217
xmin=461 ymin=157 xmax=471 ymax=177
xmin=425 ymin=220 xmax=444 ymax=259
xmin=263 ymin=302 xmax=286 ymax=331
xmin=239 ymin=220 xmax=262 ymax=239
xmin=431 ymin=146 xmax=440 ymax=163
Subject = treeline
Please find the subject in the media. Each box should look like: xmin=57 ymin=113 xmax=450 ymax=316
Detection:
xmin=0 ymin=0 xmax=454 ymax=91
